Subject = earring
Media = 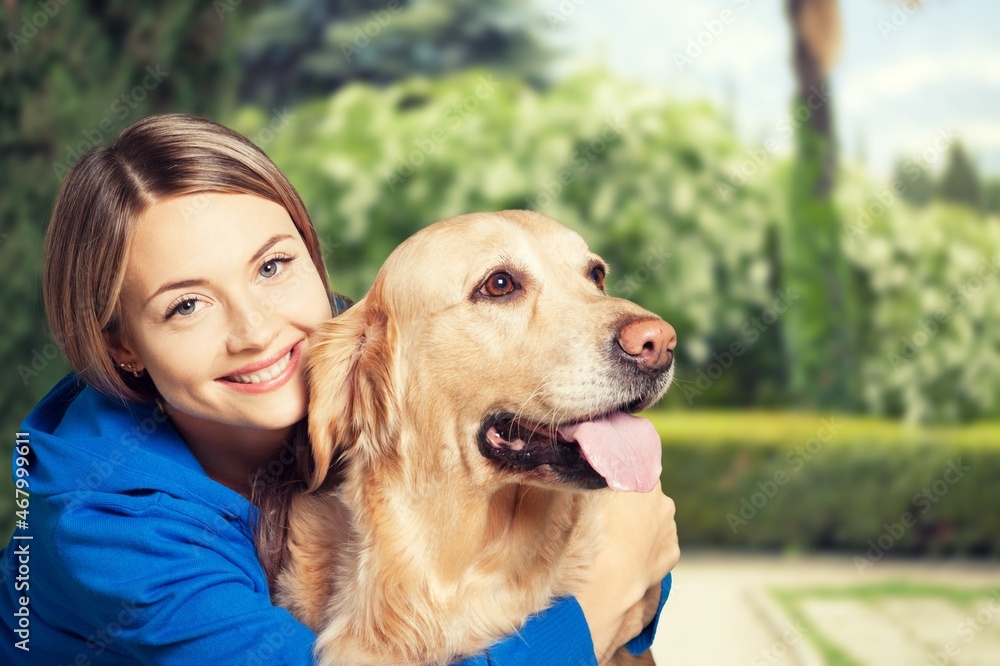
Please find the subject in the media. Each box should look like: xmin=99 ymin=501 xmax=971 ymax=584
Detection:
xmin=119 ymin=362 xmax=145 ymax=378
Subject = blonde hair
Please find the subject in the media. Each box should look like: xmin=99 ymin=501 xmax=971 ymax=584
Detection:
xmin=43 ymin=113 xmax=330 ymax=403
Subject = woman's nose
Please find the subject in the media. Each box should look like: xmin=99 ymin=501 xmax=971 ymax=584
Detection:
xmin=226 ymin=294 xmax=281 ymax=353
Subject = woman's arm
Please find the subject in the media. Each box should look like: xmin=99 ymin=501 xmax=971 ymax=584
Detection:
xmin=575 ymin=488 xmax=680 ymax=662
xmin=459 ymin=489 xmax=679 ymax=665
xmin=457 ymin=574 xmax=672 ymax=666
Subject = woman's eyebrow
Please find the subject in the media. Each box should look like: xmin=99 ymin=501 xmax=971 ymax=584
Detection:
xmin=145 ymin=278 xmax=208 ymax=307
xmin=144 ymin=234 xmax=296 ymax=306
xmin=248 ymin=233 xmax=295 ymax=265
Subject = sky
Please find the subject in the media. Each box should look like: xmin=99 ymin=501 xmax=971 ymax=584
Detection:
xmin=541 ymin=0 xmax=1000 ymax=181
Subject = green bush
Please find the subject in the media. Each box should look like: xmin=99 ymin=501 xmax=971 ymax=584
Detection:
xmin=838 ymin=172 xmax=1000 ymax=423
xmin=648 ymin=410 xmax=1000 ymax=555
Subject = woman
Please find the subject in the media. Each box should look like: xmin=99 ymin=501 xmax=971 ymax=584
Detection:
xmin=0 ymin=114 xmax=679 ymax=664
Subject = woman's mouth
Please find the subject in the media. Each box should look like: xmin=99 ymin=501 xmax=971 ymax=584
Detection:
xmin=218 ymin=341 xmax=302 ymax=394
xmin=227 ymin=349 xmax=293 ymax=384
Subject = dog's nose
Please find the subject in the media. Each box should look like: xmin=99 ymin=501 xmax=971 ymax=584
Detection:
xmin=617 ymin=318 xmax=676 ymax=372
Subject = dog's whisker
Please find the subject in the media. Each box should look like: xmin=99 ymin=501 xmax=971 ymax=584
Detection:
xmin=509 ymin=366 xmax=561 ymax=431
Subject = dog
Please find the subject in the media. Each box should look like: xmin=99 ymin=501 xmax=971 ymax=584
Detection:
xmin=277 ymin=210 xmax=676 ymax=665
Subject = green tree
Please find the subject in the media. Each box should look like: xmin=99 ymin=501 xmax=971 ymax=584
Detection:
xmin=892 ymin=158 xmax=934 ymax=207
xmin=981 ymin=178 xmax=1000 ymax=215
xmin=782 ymin=0 xmax=857 ymax=410
xmin=938 ymin=141 xmax=981 ymax=209
xmin=237 ymin=0 xmax=554 ymax=107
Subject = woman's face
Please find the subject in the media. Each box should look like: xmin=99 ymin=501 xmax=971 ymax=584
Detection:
xmin=114 ymin=192 xmax=332 ymax=437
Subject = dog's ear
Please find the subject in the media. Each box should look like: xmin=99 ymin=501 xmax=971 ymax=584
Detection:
xmin=305 ymin=297 xmax=396 ymax=491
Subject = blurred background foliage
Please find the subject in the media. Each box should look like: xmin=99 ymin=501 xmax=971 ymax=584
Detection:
xmin=2 ymin=0 xmax=998 ymax=551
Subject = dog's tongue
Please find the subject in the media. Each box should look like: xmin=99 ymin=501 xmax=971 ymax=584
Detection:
xmin=557 ymin=412 xmax=662 ymax=493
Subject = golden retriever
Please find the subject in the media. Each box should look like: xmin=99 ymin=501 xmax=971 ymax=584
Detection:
xmin=277 ymin=210 xmax=676 ymax=665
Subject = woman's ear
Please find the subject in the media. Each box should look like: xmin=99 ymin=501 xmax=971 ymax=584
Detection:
xmin=305 ymin=296 xmax=396 ymax=492
xmin=102 ymin=330 xmax=145 ymax=374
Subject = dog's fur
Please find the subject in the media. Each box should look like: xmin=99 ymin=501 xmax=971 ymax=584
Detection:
xmin=277 ymin=211 xmax=674 ymax=665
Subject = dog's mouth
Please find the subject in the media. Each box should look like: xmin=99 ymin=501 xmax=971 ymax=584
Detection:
xmin=478 ymin=410 xmax=662 ymax=492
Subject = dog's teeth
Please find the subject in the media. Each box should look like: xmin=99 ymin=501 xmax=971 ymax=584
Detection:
xmin=486 ymin=427 xmax=506 ymax=448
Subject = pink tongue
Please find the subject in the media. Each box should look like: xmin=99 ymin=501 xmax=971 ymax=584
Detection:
xmin=558 ymin=412 xmax=662 ymax=492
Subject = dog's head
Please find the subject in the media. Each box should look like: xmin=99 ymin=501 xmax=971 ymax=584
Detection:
xmin=305 ymin=210 xmax=675 ymax=495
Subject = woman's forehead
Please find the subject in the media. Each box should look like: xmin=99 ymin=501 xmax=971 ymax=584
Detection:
xmin=123 ymin=193 xmax=300 ymax=295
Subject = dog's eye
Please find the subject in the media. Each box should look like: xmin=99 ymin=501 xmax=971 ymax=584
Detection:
xmin=481 ymin=271 xmax=517 ymax=297
xmin=590 ymin=264 xmax=606 ymax=289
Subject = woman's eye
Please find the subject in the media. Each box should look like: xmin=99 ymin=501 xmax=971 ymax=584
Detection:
xmin=481 ymin=271 xmax=517 ymax=297
xmin=259 ymin=255 xmax=294 ymax=280
xmin=165 ymin=298 xmax=203 ymax=319
xmin=177 ymin=299 xmax=197 ymax=316
xmin=590 ymin=265 xmax=606 ymax=289
xmin=261 ymin=260 xmax=279 ymax=278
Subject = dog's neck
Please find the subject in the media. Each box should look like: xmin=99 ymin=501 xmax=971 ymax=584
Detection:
xmin=317 ymin=446 xmax=601 ymax=662
xmin=342 ymin=460 xmax=595 ymax=587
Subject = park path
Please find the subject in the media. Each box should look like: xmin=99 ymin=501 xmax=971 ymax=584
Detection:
xmin=649 ymin=552 xmax=1000 ymax=666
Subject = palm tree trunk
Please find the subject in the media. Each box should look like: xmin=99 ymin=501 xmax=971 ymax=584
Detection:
xmin=788 ymin=0 xmax=837 ymax=195
xmin=782 ymin=0 xmax=856 ymax=410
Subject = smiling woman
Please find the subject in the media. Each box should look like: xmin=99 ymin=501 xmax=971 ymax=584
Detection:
xmin=0 ymin=114 xmax=679 ymax=665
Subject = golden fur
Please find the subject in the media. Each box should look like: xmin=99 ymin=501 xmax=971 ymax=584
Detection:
xmin=277 ymin=210 xmax=671 ymax=665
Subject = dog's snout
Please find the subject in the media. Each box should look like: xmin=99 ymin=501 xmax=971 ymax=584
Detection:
xmin=616 ymin=318 xmax=676 ymax=372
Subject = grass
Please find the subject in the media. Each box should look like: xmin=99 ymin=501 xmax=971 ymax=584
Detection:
xmin=769 ymin=581 xmax=1000 ymax=666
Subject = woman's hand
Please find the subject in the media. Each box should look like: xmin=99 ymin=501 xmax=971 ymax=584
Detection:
xmin=575 ymin=485 xmax=679 ymax=663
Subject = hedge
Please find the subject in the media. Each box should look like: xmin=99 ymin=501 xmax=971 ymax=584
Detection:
xmin=647 ymin=410 xmax=1000 ymax=556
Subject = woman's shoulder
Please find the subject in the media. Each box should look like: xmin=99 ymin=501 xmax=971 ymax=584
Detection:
xmin=24 ymin=372 xmax=160 ymax=441
xmin=20 ymin=373 xmax=254 ymax=528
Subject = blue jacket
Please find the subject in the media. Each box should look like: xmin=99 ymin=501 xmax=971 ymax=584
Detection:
xmin=0 ymin=373 xmax=669 ymax=664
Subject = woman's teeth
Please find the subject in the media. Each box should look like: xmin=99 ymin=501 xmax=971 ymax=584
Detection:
xmin=228 ymin=350 xmax=292 ymax=384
